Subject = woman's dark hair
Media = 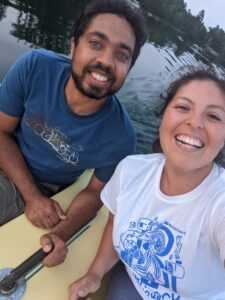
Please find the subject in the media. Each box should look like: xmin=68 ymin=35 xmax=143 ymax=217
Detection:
xmin=153 ymin=68 xmax=225 ymax=165
xmin=72 ymin=0 xmax=147 ymax=68
xmin=158 ymin=69 xmax=225 ymax=117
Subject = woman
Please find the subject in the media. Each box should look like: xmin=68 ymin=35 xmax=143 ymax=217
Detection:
xmin=68 ymin=70 xmax=225 ymax=300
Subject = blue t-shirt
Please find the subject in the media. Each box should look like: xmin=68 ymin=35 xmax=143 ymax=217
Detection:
xmin=0 ymin=50 xmax=136 ymax=184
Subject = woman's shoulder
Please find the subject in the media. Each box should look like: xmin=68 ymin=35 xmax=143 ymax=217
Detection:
xmin=123 ymin=153 xmax=164 ymax=164
xmin=120 ymin=153 xmax=164 ymax=175
xmin=207 ymin=164 xmax=225 ymax=210
xmin=214 ymin=163 xmax=225 ymax=186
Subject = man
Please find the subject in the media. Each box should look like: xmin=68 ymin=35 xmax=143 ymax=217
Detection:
xmin=0 ymin=0 xmax=147 ymax=266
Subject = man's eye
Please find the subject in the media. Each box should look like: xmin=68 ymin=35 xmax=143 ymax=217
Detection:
xmin=89 ymin=40 xmax=101 ymax=50
xmin=116 ymin=52 xmax=129 ymax=62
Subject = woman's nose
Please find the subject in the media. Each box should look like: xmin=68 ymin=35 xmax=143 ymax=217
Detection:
xmin=186 ymin=113 xmax=204 ymax=129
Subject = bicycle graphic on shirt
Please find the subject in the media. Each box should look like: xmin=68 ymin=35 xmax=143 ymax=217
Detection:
xmin=117 ymin=217 xmax=185 ymax=296
xmin=34 ymin=123 xmax=83 ymax=165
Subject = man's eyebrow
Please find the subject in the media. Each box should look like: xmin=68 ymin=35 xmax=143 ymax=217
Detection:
xmin=87 ymin=31 xmax=133 ymax=55
xmin=87 ymin=31 xmax=108 ymax=41
xmin=119 ymin=43 xmax=133 ymax=56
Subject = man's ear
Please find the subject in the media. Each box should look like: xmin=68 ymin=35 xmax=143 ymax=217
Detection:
xmin=70 ymin=37 xmax=75 ymax=59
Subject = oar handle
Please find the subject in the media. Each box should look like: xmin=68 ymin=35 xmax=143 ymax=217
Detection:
xmin=10 ymin=248 xmax=47 ymax=281
xmin=10 ymin=213 xmax=96 ymax=281
xmin=0 ymin=249 xmax=48 ymax=292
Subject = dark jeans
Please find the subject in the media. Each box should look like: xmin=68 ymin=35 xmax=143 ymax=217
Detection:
xmin=106 ymin=262 xmax=143 ymax=300
xmin=0 ymin=171 xmax=68 ymax=226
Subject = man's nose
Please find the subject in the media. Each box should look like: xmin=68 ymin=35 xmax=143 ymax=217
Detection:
xmin=96 ymin=49 xmax=115 ymax=69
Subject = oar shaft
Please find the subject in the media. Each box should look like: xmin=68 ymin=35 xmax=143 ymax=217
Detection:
xmin=8 ymin=213 xmax=96 ymax=280
xmin=0 ymin=213 xmax=96 ymax=294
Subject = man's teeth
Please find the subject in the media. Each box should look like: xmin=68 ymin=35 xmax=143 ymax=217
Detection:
xmin=91 ymin=72 xmax=108 ymax=82
xmin=176 ymin=135 xmax=203 ymax=148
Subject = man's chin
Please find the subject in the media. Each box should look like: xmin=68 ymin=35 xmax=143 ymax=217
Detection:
xmin=81 ymin=86 xmax=115 ymax=100
xmin=71 ymin=72 xmax=117 ymax=100
xmin=84 ymin=92 xmax=112 ymax=100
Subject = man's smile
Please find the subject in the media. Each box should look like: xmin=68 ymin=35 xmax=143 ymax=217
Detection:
xmin=90 ymin=71 xmax=109 ymax=83
xmin=89 ymin=72 xmax=109 ymax=85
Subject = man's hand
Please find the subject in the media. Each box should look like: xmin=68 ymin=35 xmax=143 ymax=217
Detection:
xmin=40 ymin=233 xmax=68 ymax=267
xmin=38 ymin=173 xmax=105 ymax=268
xmin=24 ymin=195 xmax=66 ymax=228
xmin=68 ymin=273 xmax=101 ymax=300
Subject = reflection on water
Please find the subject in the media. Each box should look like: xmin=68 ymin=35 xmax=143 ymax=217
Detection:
xmin=0 ymin=0 xmax=225 ymax=154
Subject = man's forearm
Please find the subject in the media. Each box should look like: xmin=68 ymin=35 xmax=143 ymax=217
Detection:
xmin=0 ymin=131 xmax=42 ymax=201
xmin=51 ymin=188 xmax=103 ymax=241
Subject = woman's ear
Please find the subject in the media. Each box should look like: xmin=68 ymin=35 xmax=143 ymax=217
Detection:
xmin=159 ymin=124 xmax=161 ymax=133
xmin=152 ymin=138 xmax=162 ymax=153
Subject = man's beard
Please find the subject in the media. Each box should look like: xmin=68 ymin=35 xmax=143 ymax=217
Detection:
xmin=71 ymin=63 xmax=122 ymax=100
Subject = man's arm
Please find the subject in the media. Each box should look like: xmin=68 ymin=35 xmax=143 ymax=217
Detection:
xmin=40 ymin=173 xmax=105 ymax=267
xmin=0 ymin=111 xmax=65 ymax=228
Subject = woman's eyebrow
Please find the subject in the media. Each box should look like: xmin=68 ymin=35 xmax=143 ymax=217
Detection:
xmin=174 ymin=96 xmax=192 ymax=103
xmin=207 ymin=104 xmax=225 ymax=112
xmin=174 ymin=96 xmax=225 ymax=112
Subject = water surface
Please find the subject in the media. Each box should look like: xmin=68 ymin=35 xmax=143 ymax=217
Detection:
xmin=0 ymin=0 xmax=224 ymax=154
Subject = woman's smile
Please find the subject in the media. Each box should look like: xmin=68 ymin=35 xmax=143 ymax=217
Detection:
xmin=160 ymin=79 xmax=225 ymax=174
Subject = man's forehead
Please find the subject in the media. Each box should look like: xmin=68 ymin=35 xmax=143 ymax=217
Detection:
xmin=84 ymin=13 xmax=135 ymax=37
xmin=83 ymin=13 xmax=135 ymax=48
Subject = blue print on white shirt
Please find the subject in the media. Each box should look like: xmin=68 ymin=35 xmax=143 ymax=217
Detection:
xmin=115 ymin=217 xmax=185 ymax=299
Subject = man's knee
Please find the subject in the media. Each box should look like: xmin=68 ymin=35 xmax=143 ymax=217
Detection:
xmin=0 ymin=172 xmax=24 ymax=225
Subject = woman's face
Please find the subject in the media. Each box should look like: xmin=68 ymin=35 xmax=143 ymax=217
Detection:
xmin=159 ymin=79 xmax=225 ymax=173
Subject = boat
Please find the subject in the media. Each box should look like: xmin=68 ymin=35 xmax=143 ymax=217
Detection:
xmin=0 ymin=169 xmax=109 ymax=300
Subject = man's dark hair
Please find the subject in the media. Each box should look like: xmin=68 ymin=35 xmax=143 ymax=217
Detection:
xmin=73 ymin=0 xmax=147 ymax=68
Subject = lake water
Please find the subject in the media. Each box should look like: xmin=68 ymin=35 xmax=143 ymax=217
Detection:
xmin=1 ymin=0 xmax=225 ymax=154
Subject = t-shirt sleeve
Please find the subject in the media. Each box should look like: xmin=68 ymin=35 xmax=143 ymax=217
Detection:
xmin=0 ymin=51 xmax=32 ymax=117
xmin=100 ymin=159 xmax=125 ymax=215
xmin=94 ymin=163 xmax=118 ymax=183
xmin=94 ymin=131 xmax=136 ymax=182
xmin=210 ymin=199 xmax=225 ymax=262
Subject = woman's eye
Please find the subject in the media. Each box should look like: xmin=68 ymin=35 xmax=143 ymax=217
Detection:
xmin=208 ymin=114 xmax=221 ymax=122
xmin=89 ymin=40 xmax=101 ymax=50
xmin=175 ymin=105 xmax=189 ymax=112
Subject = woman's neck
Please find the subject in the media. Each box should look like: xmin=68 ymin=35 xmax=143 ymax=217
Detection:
xmin=160 ymin=162 xmax=213 ymax=196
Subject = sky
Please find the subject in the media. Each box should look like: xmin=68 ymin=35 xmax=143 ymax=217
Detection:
xmin=185 ymin=0 xmax=225 ymax=30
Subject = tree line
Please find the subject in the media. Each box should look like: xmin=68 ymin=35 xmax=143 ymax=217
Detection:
xmin=139 ymin=0 xmax=225 ymax=67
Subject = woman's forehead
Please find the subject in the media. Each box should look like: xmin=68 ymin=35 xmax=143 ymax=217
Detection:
xmin=173 ymin=79 xmax=225 ymax=102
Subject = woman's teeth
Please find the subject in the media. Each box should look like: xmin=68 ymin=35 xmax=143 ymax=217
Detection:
xmin=176 ymin=135 xmax=203 ymax=148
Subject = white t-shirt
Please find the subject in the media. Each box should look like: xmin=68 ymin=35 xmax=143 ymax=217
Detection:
xmin=101 ymin=153 xmax=225 ymax=300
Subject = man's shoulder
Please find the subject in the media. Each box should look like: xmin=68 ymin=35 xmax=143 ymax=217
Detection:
xmin=110 ymin=94 xmax=135 ymax=133
xmin=20 ymin=49 xmax=70 ymax=69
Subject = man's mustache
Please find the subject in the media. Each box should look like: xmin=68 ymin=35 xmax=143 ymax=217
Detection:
xmin=84 ymin=63 xmax=115 ymax=81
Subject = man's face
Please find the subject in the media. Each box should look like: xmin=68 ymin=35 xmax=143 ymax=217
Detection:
xmin=70 ymin=13 xmax=135 ymax=100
